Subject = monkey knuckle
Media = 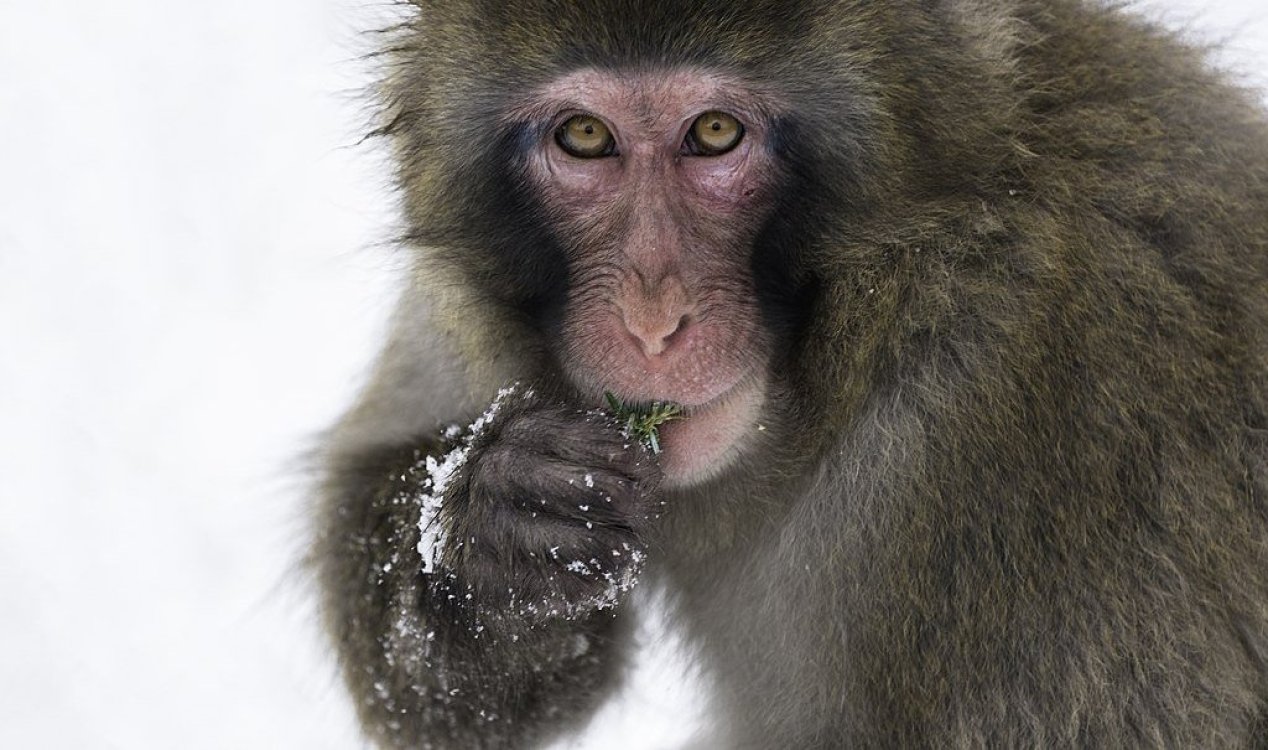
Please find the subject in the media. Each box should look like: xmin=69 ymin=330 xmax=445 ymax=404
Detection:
xmin=481 ymin=423 xmax=542 ymax=458
xmin=463 ymin=458 xmax=516 ymax=508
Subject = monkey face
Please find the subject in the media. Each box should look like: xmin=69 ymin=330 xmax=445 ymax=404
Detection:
xmin=507 ymin=69 xmax=787 ymax=484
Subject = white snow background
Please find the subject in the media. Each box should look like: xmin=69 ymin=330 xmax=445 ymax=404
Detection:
xmin=0 ymin=2 xmax=1264 ymax=748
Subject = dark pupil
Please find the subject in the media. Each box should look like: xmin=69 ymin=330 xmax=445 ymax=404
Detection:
xmin=583 ymin=124 xmax=594 ymax=135
xmin=710 ymin=121 xmax=722 ymax=131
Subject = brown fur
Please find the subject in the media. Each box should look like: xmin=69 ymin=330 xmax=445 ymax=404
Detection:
xmin=315 ymin=1 xmax=1268 ymax=747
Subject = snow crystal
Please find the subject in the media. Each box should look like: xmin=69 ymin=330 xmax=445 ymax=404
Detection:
xmin=415 ymin=384 xmax=519 ymax=573
xmin=577 ymin=546 xmax=646 ymax=615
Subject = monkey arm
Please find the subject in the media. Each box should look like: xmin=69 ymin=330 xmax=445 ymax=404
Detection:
xmin=316 ymin=435 xmax=633 ymax=750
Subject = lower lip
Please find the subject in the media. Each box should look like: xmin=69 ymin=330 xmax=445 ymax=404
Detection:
xmin=655 ymin=376 xmax=764 ymax=486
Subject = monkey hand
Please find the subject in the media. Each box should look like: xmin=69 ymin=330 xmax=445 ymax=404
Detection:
xmin=430 ymin=388 xmax=664 ymax=625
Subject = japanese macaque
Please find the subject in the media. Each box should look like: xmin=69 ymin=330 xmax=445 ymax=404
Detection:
xmin=314 ymin=1 xmax=1268 ymax=747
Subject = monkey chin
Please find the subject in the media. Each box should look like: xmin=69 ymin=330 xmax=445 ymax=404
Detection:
xmin=656 ymin=374 xmax=767 ymax=488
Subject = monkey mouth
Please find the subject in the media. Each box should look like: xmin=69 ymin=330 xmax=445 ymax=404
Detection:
xmin=602 ymin=368 xmax=756 ymax=417
xmin=642 ymin=372 xmax=768 ymax=486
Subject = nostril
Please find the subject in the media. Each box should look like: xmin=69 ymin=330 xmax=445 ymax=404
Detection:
xmin=665 ymin=314 xmax=691 ymax=344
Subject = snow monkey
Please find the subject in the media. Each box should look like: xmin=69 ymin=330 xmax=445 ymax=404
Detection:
xmin=314 ymin=1 xmax=1268 ymax=746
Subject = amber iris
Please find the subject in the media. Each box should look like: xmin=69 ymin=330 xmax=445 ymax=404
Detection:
xmin=688 ymin=111 xmax=744 ymax=155
xmin=556 ymin=115 xmax=616 ymax=158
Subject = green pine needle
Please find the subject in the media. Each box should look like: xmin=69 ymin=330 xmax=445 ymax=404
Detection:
xmin=604 ymin=391 xmax=683 ymax=454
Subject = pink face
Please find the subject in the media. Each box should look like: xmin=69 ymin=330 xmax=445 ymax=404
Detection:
xmin=513 ymin=69 xmax=783 ymax=484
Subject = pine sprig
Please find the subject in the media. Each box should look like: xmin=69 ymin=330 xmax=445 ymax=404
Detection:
xmin=604 ymin=391 xmax=683 ymax=455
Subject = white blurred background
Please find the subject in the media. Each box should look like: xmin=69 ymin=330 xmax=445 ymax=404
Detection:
xmin=0 ymin=2 xmax=1264 ymax=748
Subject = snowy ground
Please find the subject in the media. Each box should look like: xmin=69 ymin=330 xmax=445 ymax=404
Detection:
xmin=0 ymin=2 xmax=1264 ymax=748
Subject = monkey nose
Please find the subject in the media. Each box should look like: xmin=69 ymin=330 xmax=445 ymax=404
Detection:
xmin=623 ymin=311 xmax=692 ymax=358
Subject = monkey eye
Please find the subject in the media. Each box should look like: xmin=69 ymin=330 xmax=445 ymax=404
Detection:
xmin=685 ymin=111 xmax=744 ymax=156
xmin=556 ymin=115 xmax=617 ymax=158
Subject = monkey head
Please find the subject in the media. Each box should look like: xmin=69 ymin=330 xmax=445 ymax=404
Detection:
xmin=382 ymin=2 xmax=1006 ymax=486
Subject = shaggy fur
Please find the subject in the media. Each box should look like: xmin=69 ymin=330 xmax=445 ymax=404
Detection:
xmin=315 ymin=1 xmax=1268 ymax=747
